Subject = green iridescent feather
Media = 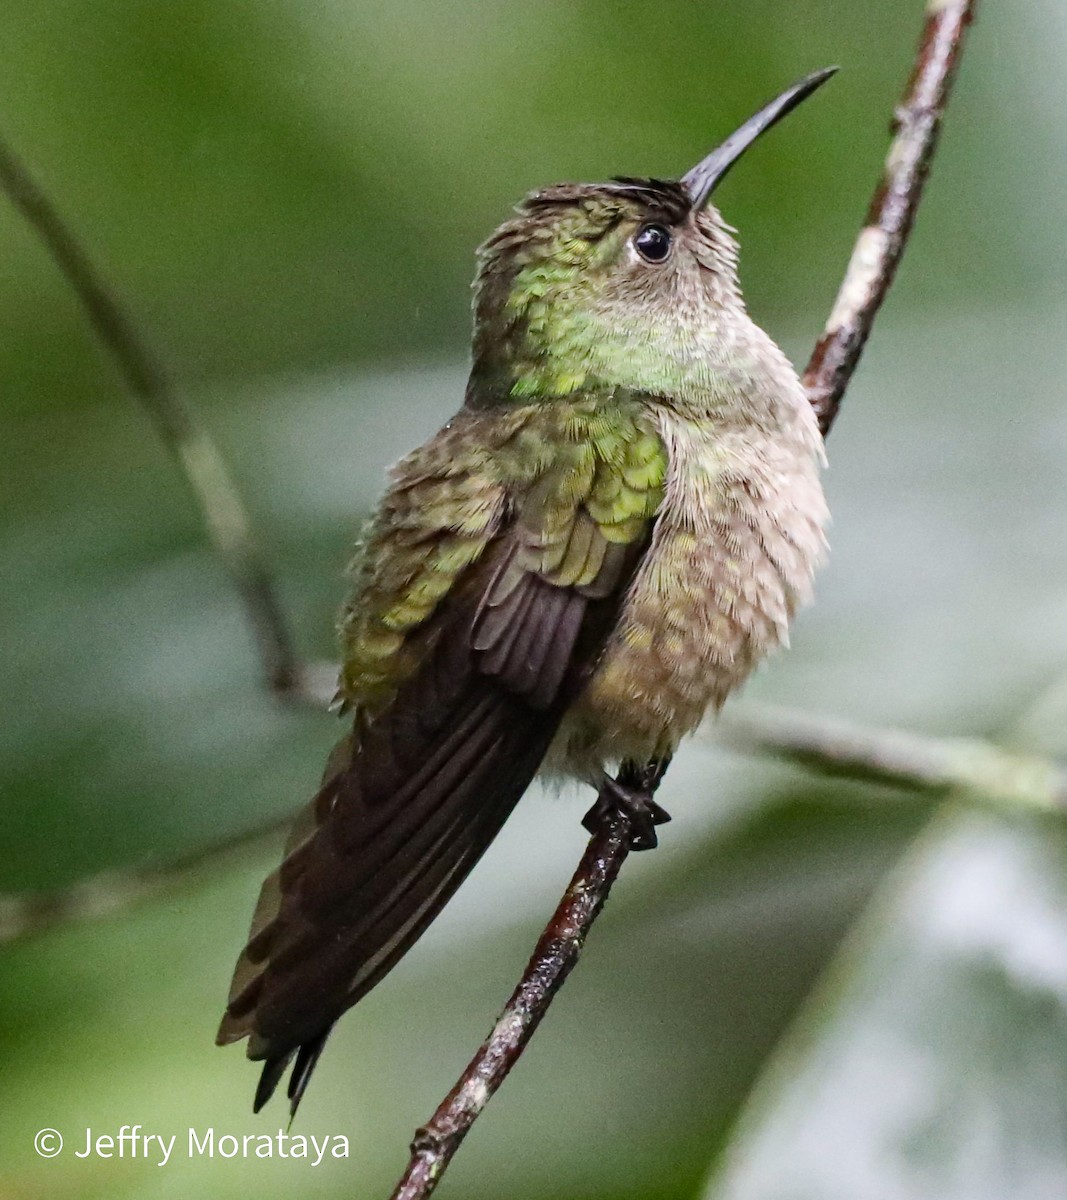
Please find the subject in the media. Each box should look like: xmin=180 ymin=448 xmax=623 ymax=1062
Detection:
xmin=338 ymin=395 xmax=666 ymax=719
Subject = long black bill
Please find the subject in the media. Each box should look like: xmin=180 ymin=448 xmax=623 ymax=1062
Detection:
xmin=681 ymin=67 xmax=837 ymax=210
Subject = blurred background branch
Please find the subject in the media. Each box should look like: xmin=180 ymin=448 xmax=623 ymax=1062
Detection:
xmin=0 ymin=136 xmax=310 ymax=699
xmin=718 ymin=704 xmax=1066 ymax=812
xmin=0 ymin=807 xmax=289 ymax=945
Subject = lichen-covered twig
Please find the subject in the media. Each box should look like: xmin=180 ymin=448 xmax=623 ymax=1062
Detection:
xmin=803 ymin=0 xmax=976 ymax=435
xmin=389 ymin=804 xmax=635 ymax=1200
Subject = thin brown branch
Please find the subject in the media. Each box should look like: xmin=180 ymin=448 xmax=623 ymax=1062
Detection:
xmin=390 ymin=805 xmax=634 ymax=1200
xmin=804 ymin=0 xmax=976 ymax=435
xmin=386 ymin=3 xmax=977 ymax=1195
xmin=0 ymin=135 xmax=316 ymax=700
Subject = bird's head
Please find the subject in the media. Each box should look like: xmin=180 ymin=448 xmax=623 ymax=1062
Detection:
xmin=466 ymin=68 xmax=835 ymax=408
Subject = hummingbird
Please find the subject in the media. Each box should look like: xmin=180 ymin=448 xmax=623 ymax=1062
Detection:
xmin=217 ymin=68 xmax=834 ymax=1115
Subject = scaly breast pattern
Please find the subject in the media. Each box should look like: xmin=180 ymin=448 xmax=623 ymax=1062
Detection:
xmin=557 ymin=402 xmax=828 ymax=773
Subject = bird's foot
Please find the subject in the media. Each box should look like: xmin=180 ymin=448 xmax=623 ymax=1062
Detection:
xmin=582 ymin=765 xmax=672 ymax=851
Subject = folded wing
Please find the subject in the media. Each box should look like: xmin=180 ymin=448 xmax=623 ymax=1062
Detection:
xmin=216 ymin=400 xmax=666 ymax=1113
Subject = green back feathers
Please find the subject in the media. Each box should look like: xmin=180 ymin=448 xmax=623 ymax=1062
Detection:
xmin=339 ymin=398 xmax=666 ymax=718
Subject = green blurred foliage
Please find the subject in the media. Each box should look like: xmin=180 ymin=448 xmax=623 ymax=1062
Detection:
xmin=1 ymin=2 xmax=1066 ymax=1198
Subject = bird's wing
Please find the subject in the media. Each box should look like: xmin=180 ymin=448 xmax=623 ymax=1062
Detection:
xmin=216 ymin=399 xmax=666 ymax=1113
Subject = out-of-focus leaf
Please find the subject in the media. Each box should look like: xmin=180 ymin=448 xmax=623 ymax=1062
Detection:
xmin=702 ymin=807 xmax=1067 ymax=1200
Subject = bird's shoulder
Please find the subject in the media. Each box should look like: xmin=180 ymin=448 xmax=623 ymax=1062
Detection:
xmin=338 ymin=395 xmax=668 ymax=714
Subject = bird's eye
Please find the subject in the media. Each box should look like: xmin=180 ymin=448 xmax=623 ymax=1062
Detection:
xmin=633 ymin=223 xmax=673 ymax=263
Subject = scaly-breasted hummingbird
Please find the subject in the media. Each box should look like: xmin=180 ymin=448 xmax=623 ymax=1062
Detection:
xmin=218 ymin=68 xmax=835 ymax=1114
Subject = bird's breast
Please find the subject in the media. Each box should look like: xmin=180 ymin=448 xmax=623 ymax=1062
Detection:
xmin=553 ymin=402 xmax=828 ymax=776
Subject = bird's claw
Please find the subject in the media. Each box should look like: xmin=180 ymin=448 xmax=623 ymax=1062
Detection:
xmin=582 ymin=773 xmax=672 ymax=851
